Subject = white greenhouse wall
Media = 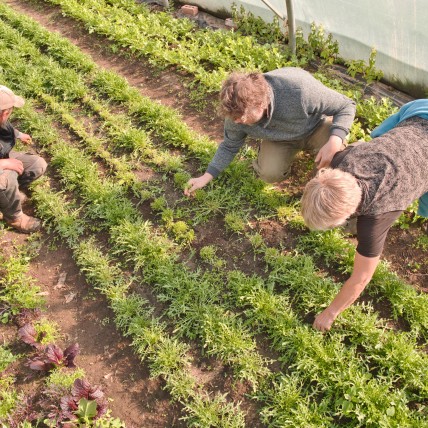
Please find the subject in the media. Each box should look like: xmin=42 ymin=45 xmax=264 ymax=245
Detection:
xmin=185 ymin=0 xmax=428 ymax=96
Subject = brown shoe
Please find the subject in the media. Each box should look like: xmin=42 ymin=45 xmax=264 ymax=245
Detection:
xmin=6 ymin=213 xmax=41 ymax=234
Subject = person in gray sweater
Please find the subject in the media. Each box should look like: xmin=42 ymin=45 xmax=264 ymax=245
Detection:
xmin=185 ymin=67 xmax=356 ymax=196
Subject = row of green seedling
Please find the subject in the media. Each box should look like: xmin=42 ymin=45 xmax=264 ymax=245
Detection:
xmin=0 ymin=5 xmax=424 ymax=360
xmin=34 ymin=0 xmax=398 ymax=136
xmin=29 ymin=181 xmax=246 ymax=427
xmin=12 ymin=97 xmax=273 ymax=393
xmin=297 ymin=229 xmax=428 ymax=338
xmin=38 ymin=0 xmax=298 ymax=92
xmin=21 ymin=101 xmax=425 ymax=427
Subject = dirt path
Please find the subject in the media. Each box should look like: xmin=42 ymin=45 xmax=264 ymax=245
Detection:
xmin=0 ymin=227 xmax=185 ymax=427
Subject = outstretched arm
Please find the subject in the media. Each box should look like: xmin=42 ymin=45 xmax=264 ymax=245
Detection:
xmin=184 ymin=172 xmax=214 ymax=196
xmin=185 ymin=119 xmax=247 ymax=197
xmin=313 ymin=252 xmax=380 ymax=332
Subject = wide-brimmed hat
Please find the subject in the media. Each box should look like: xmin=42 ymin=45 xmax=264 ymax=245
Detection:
xmin=0 ymin=85 xmax=25 ymax=110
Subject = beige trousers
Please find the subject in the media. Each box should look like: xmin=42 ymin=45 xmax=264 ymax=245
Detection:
xmin=252 ymin=117 xmax=334 ymax=183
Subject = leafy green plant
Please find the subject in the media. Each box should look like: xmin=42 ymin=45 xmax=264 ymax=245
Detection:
xmin=169 ymin=220 xmax=195 ymax=245
xmin=199 ymin=245 xmax=226 ymax=269
xmin=182 ymin=393 xmax=245 ymax=428
xmin=277 ymin=204 xmax=305 ymax=229
xmin=0 ymin=376 xmax=20 ymax=420
xmin=346 ymin=48 xmax=383 ymax=84
xmin=356 ymin=97 xmax=398 ymax=132
xmin=231 ymin=4 xmax=285 ymax=44
xmin=47 ymin=367 xmax=86 ymax=389
xmin=307 ymin=22 xmax=340 ymax=65
xmin=414 ymin=234 xmax=428 ymax=251
xmin=259 ymin=374 xmax=331 ymax=427
xmin=150 ymin=196 xmax=168 ymax=212
xmin=34 ymin=318 xmax=61 ymax=345
xmin=0 ymin=345 xmax=17 ymax=372
xmin=395 ymin=200 xmax=427 ymax=230
xmin=0 ymin=246 xmax=43 ymax=322
xmin=224 ymin=211 xmax=247 ymax=234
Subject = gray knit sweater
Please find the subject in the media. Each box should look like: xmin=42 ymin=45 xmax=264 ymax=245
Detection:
xmin=206 ymin=67 xmax=356 ymax=178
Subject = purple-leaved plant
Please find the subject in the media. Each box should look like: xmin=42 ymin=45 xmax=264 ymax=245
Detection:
xmin=47 ymin=378 xmax=108 ymax=425
xmin=28 ymin=343 xmax=79 ymax=372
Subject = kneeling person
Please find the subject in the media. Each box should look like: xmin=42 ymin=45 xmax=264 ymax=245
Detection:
xmin=301 ymin=100 xmax=428 ymax=331
xmin=185 ymin=67 xmax=356 ymax=196
xmin=0 ymin=85 xmax=47 ymax=233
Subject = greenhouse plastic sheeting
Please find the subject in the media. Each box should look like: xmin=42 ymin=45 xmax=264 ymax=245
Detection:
xmin=186 ymin=0 xmax=428 ymax=96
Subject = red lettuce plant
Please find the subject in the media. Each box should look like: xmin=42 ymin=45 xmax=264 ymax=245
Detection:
xmin=7 ymin=395 xmax=38 ymax=428
xmin=47 ymin=378 xmax=108 ymax=426
xmin=28 ymin=343 xmax=79 ymax=372
xmin=18 ymin=322 xmax=79 ymax=372
xmin=18 ymin=323 xmax=44 ymax=350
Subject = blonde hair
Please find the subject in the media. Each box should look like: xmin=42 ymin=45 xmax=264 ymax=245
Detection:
xmin=301 ymin=168 xmax=362 ymax=230
xmin=219 ymin=71 xmax=270 ymax=119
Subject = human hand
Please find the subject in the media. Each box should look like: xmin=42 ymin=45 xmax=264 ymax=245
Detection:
xmin=315 ymin=135 xmax=343 ymax=169
xmin=184 ymin=173 xmax=213 ymax=197
xmin=313 ymin=308 xmax=337 ymax=332
xmin=18 ymin=133 xmax=33 ymax=144
xmin=0 ymin=158 xmax=24 ymax=175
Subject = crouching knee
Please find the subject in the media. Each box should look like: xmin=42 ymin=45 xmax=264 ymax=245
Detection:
xmin=257 ymin=169 xmax=290 ymax=184
xmin=0 ymin=171 xmax=18 ymax=191
xmin=32 ymin=156 xmax=48 ymax=179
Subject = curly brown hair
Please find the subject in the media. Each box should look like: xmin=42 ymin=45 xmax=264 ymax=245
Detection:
xmin=219 ymin=72 xmax=270 ymax=119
